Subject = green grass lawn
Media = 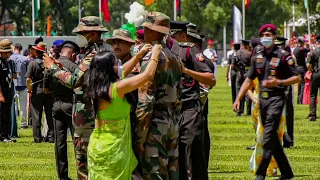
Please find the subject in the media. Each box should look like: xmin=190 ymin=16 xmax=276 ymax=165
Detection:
xmin=1 ymin=66 xmax=320 ymax=179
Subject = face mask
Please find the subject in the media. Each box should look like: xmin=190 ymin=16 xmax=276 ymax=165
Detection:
xmin=260 ymin=37 xmax=274 ymax=48
xmin=117 ymin=59 xmax=123 ymax=79
xmin=76 ymin=34 xmax=91 ymax=48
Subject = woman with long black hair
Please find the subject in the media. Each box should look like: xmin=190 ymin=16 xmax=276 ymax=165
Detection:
xmin=85 ymin=44 xmax=162 ymax=180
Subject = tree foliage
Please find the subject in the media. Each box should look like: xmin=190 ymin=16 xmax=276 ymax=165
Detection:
xmin=1 ymin=0 xmax=319 ymax=43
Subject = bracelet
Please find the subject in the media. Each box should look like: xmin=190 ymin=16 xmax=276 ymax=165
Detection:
xmin=150 ymin=58 xmax=158 ymax=63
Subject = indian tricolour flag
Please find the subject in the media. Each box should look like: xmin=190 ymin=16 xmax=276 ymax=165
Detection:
xmin=34 ymin=0 xmax=40 ymax=20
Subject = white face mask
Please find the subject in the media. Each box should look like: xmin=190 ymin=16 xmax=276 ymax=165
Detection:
xmin=260 ymin=37 xmax=274 ymax=48
xmin=76 ymin=34 xmax=91 ymax=48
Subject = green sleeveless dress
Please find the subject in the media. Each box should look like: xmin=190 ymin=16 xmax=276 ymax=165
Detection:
xmin=87 ymin=83 xmax=137 ymax=180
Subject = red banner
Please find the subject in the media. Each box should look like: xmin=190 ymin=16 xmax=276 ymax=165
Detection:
xmin=101 ymin=0 xmax=110 ymax=22
xmin=245 ymin=0 xmax=250 ymax=9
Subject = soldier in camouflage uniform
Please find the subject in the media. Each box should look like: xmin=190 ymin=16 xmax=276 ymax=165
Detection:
xmin=43 ymin=16 xmax=109 ymax=180
xmin=169 ymin=21 xmax=216 ymax=180
xmin=136 ymin=12 xmax=183 ymax=180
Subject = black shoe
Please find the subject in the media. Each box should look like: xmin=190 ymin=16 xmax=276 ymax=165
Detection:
xmin=60 ymin=177 xmax=72 ymax=180
xmin=21 ymin=125 xmax=28 ymax=129
xmin=2 ymin=138 xmax=17 ymax=143
xmin=48 ymin=138 xmax=54 ymax=143
xmin=255 ymin=175 xmax=265 ymax=180
xmin=285 ymin=142 xmax=294 ymax=148
xmin=43 ymin=137 xmax=49 ymax=142
xmin=246 ymin=145 xmax=255 ymax=150
xmin=309 ymin=116 xmax=317 ymax=121
xmin=236 ymin=112 xmax=242 ymax=116
xmin=278 ymin=174 xmax=294 ymax=180
xmin=33 ymin=138 xmax=42 ymax=143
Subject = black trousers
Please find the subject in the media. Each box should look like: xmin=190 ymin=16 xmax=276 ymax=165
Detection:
xmin=231 ymin=70 xmax=237 ymax=104
xmin=0 ymin=85 xmax=12 ymax=139
xmin=246 ymin=96 xmax=252 ymax=116
xmin=297 ymin=66 xmax=306 ymax=104
xmin=203 ymin=99 xmax=210 ymax=174
xmin=310 ymin=72 xmax=320 ymax=116
xmin=236 ymin=71 xmax=245 ymax=113
xmin=30 ymin=93 xmax=54 ymax=141
xmin=284 ymin=86 xmax=294 ymax=144
xmin=130 ymin=105 xmax=143 ymax=180
xmin=256 ymin=95 xmax=293 ymax=177
xmin=52 ymin=100 xmax=74 ymax=179
xmin=179 ymin=100 xmax=207 ymax=180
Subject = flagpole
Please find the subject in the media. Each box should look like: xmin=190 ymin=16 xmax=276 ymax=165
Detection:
xmin=242 ymin=0 xmax=245 ymax=39
xmin=173 ymin=0 xmax=177 ymax=21
xmin=292 ymin=0 xmax=295 ymax=32
xmin=32 ymin=0 xmax=35 ymax=36
xmin=306 ymin=1 xmax=311 ymax=44
xmin=223 ymin=26 xmax=226 ymax=61
xmin=99 ymin=0 xmax=102 ymax=22
xmin=78 ymin=0 xmax=81 ymax=23
xmin=121 ymin=11 xmax=124 ymax=26
xmin=284 ymin=21 xmax=287 ymax=39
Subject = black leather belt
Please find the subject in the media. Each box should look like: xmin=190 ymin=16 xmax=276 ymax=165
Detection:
xmin=260 ymin=91 xmax=285 ymax=98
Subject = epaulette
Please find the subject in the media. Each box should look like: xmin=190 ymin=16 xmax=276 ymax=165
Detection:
xmin=178 ymin=42 xmax=195 ymax=47
xmin=280 ymin=49 xmax=289 ymax=56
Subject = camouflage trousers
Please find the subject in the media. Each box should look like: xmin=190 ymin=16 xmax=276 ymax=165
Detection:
xmin=140 ymin=109 xmax=179 ymax=180
xmin=72 ymin=101 xmax=95 ymax=180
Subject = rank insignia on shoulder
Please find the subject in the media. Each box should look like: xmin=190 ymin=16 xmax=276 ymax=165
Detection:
xmin=280 ymin=49 xmax=289 ymax=56
xmin=195 ymin=53 xmax=204 ymax=61
xmin=178 ymin=42 xmax=194 ymax=47
xmin=288 ymin=59 xmax=294 ymax=65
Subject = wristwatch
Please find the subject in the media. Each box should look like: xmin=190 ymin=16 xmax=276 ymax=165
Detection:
xmin=27 ymin=90 xmax=32 ymax=93
xmin=278 ymin=80 xmax=283 ymax=87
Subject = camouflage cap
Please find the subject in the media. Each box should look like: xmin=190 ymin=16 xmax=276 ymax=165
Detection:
xmin=106 ymin=29 xmax=135 ymax=45
xmin=142 ymin=12 xmax=170 ymax=35
xmin=186 ymin=23 xmax=201 ymax=40
xmin=0 ymin=39 xmax=13 ymax=53
xmin=72 ymin=16 xmax=109 ymax=34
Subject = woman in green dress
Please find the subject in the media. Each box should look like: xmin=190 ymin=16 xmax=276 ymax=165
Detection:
xmin=85 ymin=44 xmax=162 ymax=180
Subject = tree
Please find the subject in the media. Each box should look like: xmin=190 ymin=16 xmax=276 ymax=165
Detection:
xmin=1 ymin=0 xmax=318 ymax=39
xmin=0 ymin=0 xmax=31 ymax=35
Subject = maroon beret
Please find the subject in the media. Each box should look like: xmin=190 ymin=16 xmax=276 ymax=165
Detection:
xmin=136 ymin=29 xmax=144 ymax=40
xmin=259 ymin=24 xmax=277 ymax=35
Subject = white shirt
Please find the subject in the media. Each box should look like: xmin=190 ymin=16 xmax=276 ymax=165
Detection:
xmin=203 ymin=48 xmax=218 ymax=60
xmin=226 ymin=49 xmax=235 ymax=64
xmin=203 ymin=48 xmax=218 ymax=78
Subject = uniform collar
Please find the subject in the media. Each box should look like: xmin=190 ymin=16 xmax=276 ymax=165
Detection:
xmin=58 ymin=56 xmax=71 ymax=62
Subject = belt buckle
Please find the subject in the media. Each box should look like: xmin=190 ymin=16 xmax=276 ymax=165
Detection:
xmin=261 ymin=92 xmax=269 ymax=98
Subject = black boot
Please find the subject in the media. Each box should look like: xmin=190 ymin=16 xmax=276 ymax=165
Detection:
xmin=309 ymin=115 xmax=317 ymax=122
